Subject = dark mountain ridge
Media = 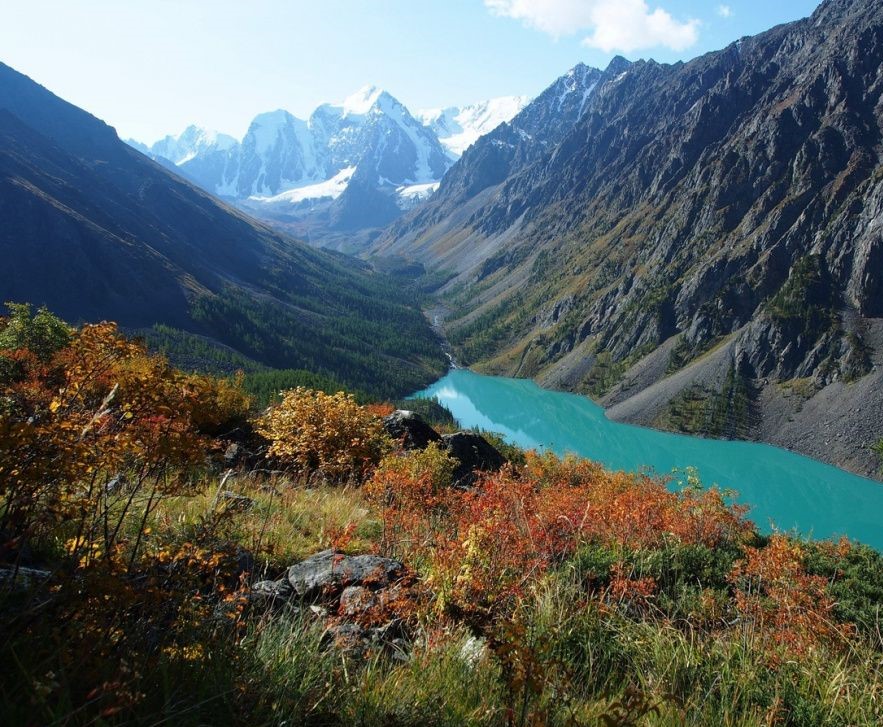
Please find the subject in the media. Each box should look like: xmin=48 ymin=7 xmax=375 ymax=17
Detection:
xmin=373 ymin=0 xmax=883 ymax=477
xmin=0 ymin=62 xmax=446 ymax=397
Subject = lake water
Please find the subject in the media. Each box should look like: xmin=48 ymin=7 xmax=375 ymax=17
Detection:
xmin=415 ymin=369 xmax=883 ymax=551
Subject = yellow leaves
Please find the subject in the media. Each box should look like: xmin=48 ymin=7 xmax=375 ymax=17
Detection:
xmin=162 ymin=643 xmax=205 ymax=662
xmin=257 ymin=387 xmax=391 ymax=482
xmin=2 ymin=318 xmax=253 ymax=571
xmin=66 ymin=536 xmax=103 ymax=567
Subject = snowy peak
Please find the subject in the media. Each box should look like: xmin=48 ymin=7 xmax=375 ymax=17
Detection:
xmin=147 ymin=125 xmax=237 ymax=165
xmin=340 ymin=85 xmax=387 ymax=116
xmin=124 ymin=84 xmax=541 ymax=242
xmin=541 ymin=62 xmax=606 ymax=118
xmin=497 ymin=63 xmax=607 ymax=148
xmin=418 ymin=96 xmax=531 ymax=157
xmin=306 ymin=87 xmax=450 ymax=188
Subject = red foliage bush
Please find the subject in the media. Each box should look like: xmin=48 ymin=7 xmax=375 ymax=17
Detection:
xmin=369 ymin=450 xmax=753 ymax=622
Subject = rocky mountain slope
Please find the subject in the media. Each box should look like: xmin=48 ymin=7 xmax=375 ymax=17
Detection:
xmin=373 ymin=61 xmax=618 ymax=272
xmin=0 ymin=62 xmax=446 ymax=397
xmin=373 ymin=0 xmax=883 ymax=478
xmin=129 ymin=89 xmax=526 ymax=252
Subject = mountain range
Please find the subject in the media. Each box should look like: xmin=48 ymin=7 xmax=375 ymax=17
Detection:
xmin=127 ymin=89 xmax=529 ymax=251
xmin=3 ymin=0 xmax=881 ymax=478
xmin=374 ymin=0 xmax=883 ymax=477
xmin=0 ymin=61 xmax=446 ymax=398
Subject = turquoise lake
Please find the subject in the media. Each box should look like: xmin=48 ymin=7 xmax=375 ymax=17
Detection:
xmin=415 ymin=369 xmax=883 ymax=551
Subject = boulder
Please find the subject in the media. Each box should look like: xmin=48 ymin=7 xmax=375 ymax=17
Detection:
xmin=249 ymin=550 xmax=420 ymax=657
xmin=383 ymin=410 xmax=441 ymax=450
xmin=248 ymin=578 xmax=295 ymax=610
xmin=339 ymin=585 xmax=377 ymax=616
xmin=441 ymin=432 xmax=507 ymax=486
xmin=286 ymin=550 xmax=405 ymax=601
xmin=223 ymin=442 xmax=241 ymax=465
xmin=322 ymin=622 xmax=368 ymax=654
xmin=322 ymin=619 xmax=409 ymax=657
xmin=0 ymin=565 xmax=51 ymax=592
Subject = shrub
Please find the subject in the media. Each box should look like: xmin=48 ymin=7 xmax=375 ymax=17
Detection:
xmin=803 ymin=539 xmax=883 ymax=635
xmin=256 ymin=387 xmax=391 ymax=482
xmin=366 ymin=442 xmax=457 ymax=561
xmin=0 ymin=316 xmax=249 ymax=569
xmin=728 ymin=535 xmax=855 ymax=658
xmin=179 ymin=370 xmax=251 ymax=436
xmin=0 ymin=302 xmax=71 ymax=362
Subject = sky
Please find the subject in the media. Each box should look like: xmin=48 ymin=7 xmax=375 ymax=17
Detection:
xmin=0 ymin=0 xmax=822 ymax=144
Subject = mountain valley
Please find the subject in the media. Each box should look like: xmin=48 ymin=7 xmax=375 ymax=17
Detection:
xmin=5 ymin=2 xmax=883 ymax=724
xmin=0 ymin=62 xmax=446 ymax=399
xmin=375 ymin=0 xmax=883 ymax=478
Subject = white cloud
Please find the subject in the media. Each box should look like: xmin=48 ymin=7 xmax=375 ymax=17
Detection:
xmin=484 ymin=0 xmax=700 ymax=53
xmin=717 ymin=4 xmax=734 ymax=18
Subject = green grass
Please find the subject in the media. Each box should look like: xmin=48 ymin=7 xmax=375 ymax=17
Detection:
xmin=4 ymin=464 xmax=883 ymax=726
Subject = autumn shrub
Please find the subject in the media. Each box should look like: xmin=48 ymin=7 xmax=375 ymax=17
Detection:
xmin=0 ymin=309 xmax=250 ymax=569
xmin=256 ymin=387 xmax=391 ymax=482
xmin=179 ymin=369 xmax=252 ymax=436
xmin=728 ymin=535 xmax=855 ymax=658
xmin=366 ymin=441 xmax=457 ymax=561
xmin=371 ymin=450 xmax=751 ymax=626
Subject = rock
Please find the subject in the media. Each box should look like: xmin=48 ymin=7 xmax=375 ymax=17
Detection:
xmin=382 ymin=410 xmax=442 ymax=450
xmin=323 ymin=622 xmax=368 ymax=653
xmin=0 ymin=565 xmax=51 ymax=592
xmin=223 ymin=442 xmax=240 ymax=464
xmin=105 ymin=474 xmax=127 ymax=494
xmin=286 ymin=550 xmax=405 ymax=601
xmin=370 ymin=618 xmax=406 ymax=643
xmin=459 ymin=635 xmax=489 ymax=666
xmin=339 ymin=585 xmax=377 ymax=616
xmin=249 ymin=578 xmax=294 ymax=609
xmin=322 ymin=619 xmax=410 ymax=658
xmin=441 ymin=432 xmax=507 ymax=486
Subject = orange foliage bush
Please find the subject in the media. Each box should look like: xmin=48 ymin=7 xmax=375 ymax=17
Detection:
xmin=363 ymin=402 xmax=395 ymax=419
xmin=728 ymin=535 xmax=854 ymax=657
xmin=0 ymin=315 xmax=250 ymax=569
xmin=365 ymin=442 xmax=457 ymax=559
xmin=369 ymin=450 xmax=752 ymax=622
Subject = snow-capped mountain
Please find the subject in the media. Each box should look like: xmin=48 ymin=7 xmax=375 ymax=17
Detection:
xmin=150 ymin=125 xmax=238 ymax=165
xmin=128 ymin=86 xmax=526 ymax=250
xmin=128 ymin=125 xmax=241 ymax=196
xmin=417 ymin=96 xmax=530 ymax=157
xmin=375 ymin=61 xmax=614 ymax=259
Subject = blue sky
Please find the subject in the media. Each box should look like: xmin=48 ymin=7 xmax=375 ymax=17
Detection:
xmin=1 ymin=0 xmax=821 ymax=143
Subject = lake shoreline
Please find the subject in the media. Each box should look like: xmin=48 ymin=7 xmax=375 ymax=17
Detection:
xmin=416 ymin=369 xmax=883 ymax=550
